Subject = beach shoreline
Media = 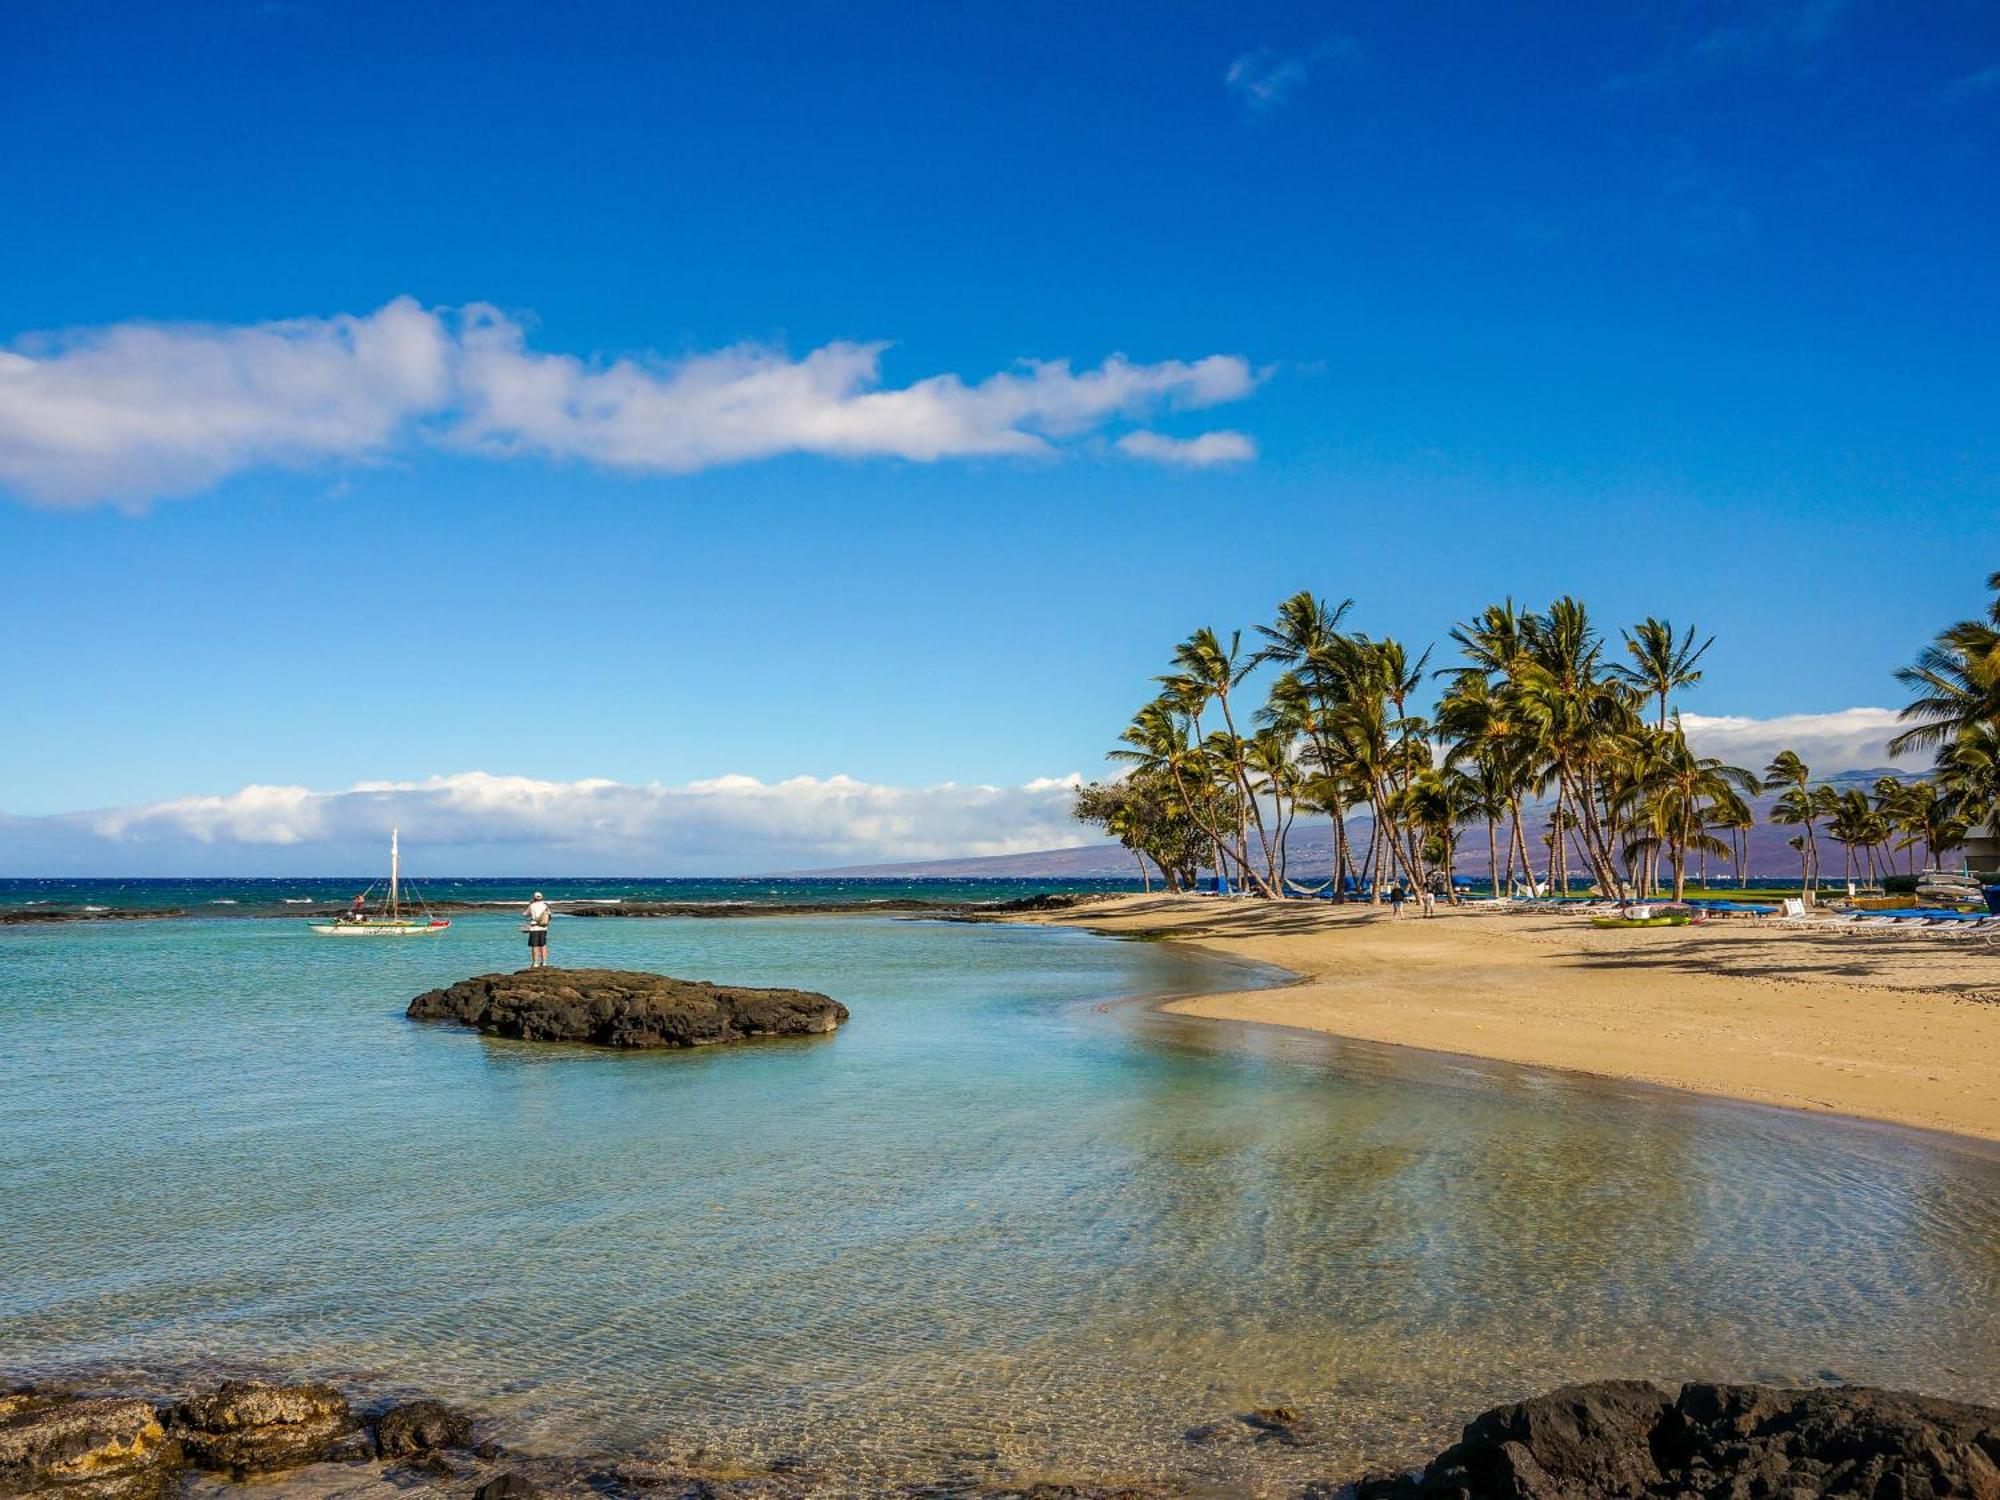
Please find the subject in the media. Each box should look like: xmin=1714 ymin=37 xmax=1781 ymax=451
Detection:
xmin=1002 ymin=893 xmax=2000 ymax=1146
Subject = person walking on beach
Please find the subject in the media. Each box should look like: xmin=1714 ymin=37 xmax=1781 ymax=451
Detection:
xmin=1418 ymin=884 xmax=1436 ymax=919
xmin=524 ymin=891 xmax=552 ymax=968
xmin=1388 ymin=883 xmax=1407 ymax=919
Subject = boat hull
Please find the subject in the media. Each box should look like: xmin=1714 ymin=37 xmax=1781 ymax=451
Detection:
xmin=1590 ymin=915 xmax=1691 ymax=929
xmin=307 ymin=920 xmax=451 ymax=936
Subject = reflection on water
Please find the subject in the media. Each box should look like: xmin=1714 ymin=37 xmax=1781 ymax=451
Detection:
xmin=2 ymin=914 xmax=1998 ymax=1492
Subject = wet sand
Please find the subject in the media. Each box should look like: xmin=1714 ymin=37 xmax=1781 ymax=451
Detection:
xmin=1009 ymin=894 xmax=2000 ymax=1143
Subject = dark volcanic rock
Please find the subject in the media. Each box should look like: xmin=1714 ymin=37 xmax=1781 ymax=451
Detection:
xmin=984 ymin=892 xmax=1088 ymax=913
xmin=1353 ymin=1379 xmax=2000 ymax=1499
xmin=166 ymin=1380 xmax=360 ymax=1477
xmin=474 ymin=1473 xmax=539 ymax=1500
xmin=373 ymin=1398 xmax=473 ymax=1457
xmin=0 ymin=908 xmax=186 ymax=925
xmin=407 ymin=969 xmax=848 ymax=1048
xmin=0 ymin=1389 xmax=183 ymax=1499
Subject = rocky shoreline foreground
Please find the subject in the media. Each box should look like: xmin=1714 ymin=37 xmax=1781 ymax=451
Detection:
xmin=6 ymin=1375 xmax=1997 ymax=1499
xmin=406 ymin=968 xmax=849 ymax=1048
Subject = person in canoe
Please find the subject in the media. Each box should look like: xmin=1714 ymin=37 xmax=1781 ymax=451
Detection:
xmin=524 ymin=892 xmax=552 ymax=967
xmin=346 ymin=892 xmax=366 ymax=924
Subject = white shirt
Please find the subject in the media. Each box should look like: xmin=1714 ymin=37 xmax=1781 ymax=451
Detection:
xmin=525 ymin=899 xmax=551 ymax=928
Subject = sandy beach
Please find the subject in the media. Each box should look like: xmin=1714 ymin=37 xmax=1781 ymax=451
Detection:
xmin=1010 ymin=894 xmax=2000 ymax=1144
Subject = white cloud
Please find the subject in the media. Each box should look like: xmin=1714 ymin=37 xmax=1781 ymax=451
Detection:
xmin=1226 ymin=48 xmax=1309 ymax=109
xmin=1 ymin=770 xmax=1092 ymax=874
xmin=1681 ymin=707 xmax=1920 ymax=772
xmin=0 ymin=298 xmax=454 ymax=507
xmin=1225 ymin=38 xmax=1360 ymax=113
xmin=1116 ymin=429 xmax=1256 ymax=466
xmin=0 ymin=300 xmax=1262 ymax=507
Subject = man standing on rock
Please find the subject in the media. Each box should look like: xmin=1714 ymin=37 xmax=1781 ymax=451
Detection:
xmin=523 ymin=891 xmax=552 ymax=968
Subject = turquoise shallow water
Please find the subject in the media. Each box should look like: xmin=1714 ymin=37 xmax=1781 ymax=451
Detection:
xmin=3 ymin=911 xmax=1999 ymax=1492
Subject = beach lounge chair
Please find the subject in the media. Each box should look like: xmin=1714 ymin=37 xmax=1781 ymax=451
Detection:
xmin=1775 ymin=899 xmax=1863 ymax=932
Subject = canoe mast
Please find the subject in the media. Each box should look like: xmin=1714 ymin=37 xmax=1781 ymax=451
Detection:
xmin=390 ymin=827 xmax=400 ymax=920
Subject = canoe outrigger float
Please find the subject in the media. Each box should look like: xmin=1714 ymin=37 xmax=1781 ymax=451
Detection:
xmin=1590 ymin=903 xmax=1694 ymax=930
xmin=308 ymin=829 xmax=450 ymax=936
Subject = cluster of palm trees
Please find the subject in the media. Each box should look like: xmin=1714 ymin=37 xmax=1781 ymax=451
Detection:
xmin=1075 ymin=581 xmax=2000 ymax=902
xmin=1762 ymin=756 xmax=1966 ymax=891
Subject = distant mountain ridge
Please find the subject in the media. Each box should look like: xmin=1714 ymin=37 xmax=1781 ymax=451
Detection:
xmin=794 ymin=768 xmax=1925 ymax=880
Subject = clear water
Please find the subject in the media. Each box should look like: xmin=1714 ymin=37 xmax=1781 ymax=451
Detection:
xmin=0 ymin=875 xmax=1143 ymax=917
xmin=3 ymin=912 xmax=1998 ymax=1494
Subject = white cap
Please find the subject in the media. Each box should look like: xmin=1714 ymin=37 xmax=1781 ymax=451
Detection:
xmin=533 ymin=891 xmax=544 ymax=900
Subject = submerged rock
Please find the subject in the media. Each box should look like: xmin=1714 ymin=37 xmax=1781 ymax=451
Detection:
xmin=0 ymin=1389 xmax=183 ymax=1499
xmin=373 ymin=1397 xmax=472 ymax=1457
xmin=166 ymin=1380 xmax=361 ymax=1478
xmin=407 ymin=969 xmax=849 ymax=1048
xmin=1186 ymin=1405 xmax=1317 ymax=1448
xmin=1352 ymin=1379 xmax=2000 ymax=1499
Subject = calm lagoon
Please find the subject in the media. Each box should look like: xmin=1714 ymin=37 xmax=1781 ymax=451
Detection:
xmin=3 ymin=910 xmax=1998 ymax=1490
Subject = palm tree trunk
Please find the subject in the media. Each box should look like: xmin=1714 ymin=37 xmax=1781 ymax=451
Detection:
xmin=1550 ymin=787 xmax=1567 ymax=895
xmin=1215 ymin=692 xmax=1277 ymax=892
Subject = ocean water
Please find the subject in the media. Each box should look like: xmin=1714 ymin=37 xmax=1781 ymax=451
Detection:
xmin=0 ymin=875 xmax=1144 ymax=917
xmin=2 ymin=909 xmax=1999 ymax=1493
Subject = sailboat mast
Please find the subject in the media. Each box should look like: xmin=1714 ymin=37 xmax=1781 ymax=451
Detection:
xmin=390 ymin=827 xmax=400 ymax=920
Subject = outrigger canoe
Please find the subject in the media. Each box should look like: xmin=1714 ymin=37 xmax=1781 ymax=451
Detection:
xmin=1590 ymin=913 xmax=1692 ymax=929
xmin=308 ymin=917 xmax=452 ymax=936
xmin=307 ymin=828 xmax=451 ymax=937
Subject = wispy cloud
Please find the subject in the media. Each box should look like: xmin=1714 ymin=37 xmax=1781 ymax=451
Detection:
xmin=1115 ymin=429 xmax=1255 ymax=466
xmin=1602 ymin=0 xmax=1853 ymax=92
xmin=0 ymin=300 xmax=1263 ymax=508
xmin=1224 ymin=37 xmax=1359 ymax=115
xmin=0 ymin=770 xmax=1094 ymax=875
xmin=1680 ymin=707 xmax=1921 ymax=771
xmin=1942 ymin=61 xmax=2000 ymax=104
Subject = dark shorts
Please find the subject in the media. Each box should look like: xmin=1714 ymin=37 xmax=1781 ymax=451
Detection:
xmin=528 ymin=928 xmax=548 ymax=948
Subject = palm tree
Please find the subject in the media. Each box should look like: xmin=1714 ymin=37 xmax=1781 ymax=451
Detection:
xmin=1707 ymin=792 xmax=1755 ymax=890
xmin=1111 ymin=696 xmax=1240 ymax=891
xmin=1626 ymin=726 xmax=1756 ymax=901
xmin=1889 ymin=571 xmax=2000 ymax=757
xmin=1402 ymin=764 xmax=1475 ymax=892
xmin=1891 ymin=778 xmax=1969 ymax=872
xmin=1161 ymin=628 xmax=1279 ymax=895
xmin=1242 ymin=727 xmax=1301 ymax=890
xmin=1937 ymin=723 xmax=2000 ymax=855
xmin=1513 ymin=598 xmax=1634 ymax=896
xmin=1254 ymin=593 xmax=1357 ymax=891
xmin=1763 ymin=750 xmax=1821 ymax=895
xmin=1444 ymin=603 xmax=1547 ymax=891
xmin=1613 ymin=618 xmax=1715 ymax=729
xmin=1822 ymin=788 xmax=1889 ymax=888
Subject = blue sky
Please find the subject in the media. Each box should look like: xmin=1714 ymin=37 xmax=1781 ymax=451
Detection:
xmin=2 ymin=0 xmax=1997 ymax=870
